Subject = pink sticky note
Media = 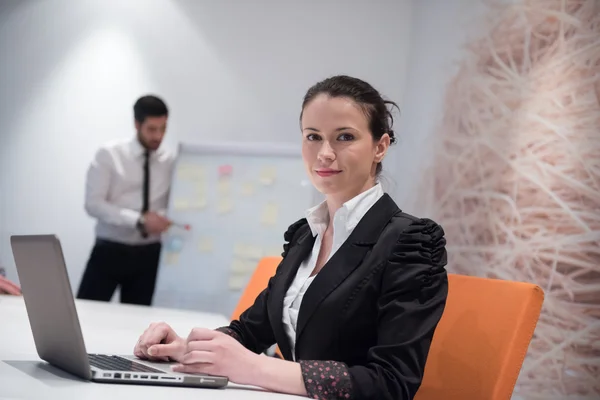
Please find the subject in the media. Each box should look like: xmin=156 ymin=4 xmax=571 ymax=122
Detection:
xmin=218 ymin=165 xmax=233 ymax=176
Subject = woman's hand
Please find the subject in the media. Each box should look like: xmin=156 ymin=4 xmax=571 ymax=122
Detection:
xmin=133 ymin=322 xmax=186 ymax=363
xmin=172 ymin=327 xmax=260 ymax=385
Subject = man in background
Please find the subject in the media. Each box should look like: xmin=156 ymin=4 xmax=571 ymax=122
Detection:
xmin=77 ymin=95 xmax=175 ymax=306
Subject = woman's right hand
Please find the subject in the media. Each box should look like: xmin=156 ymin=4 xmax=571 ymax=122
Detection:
xmin=134 ymin=322 xmax=186 ymax=363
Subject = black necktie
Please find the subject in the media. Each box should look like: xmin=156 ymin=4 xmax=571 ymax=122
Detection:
xmin=141 ymin=150 xmax=150 ymax=237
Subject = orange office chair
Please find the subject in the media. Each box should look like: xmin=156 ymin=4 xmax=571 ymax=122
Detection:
xmin=231 ymin=256 xmax=284 ymax=359
xmin=231 ymin=256 xmax=282 ymax=322
xmin=233 ymin=259 xmax=544 ymax=400
xmin=415 ymin=274 xmax=544 ymax=400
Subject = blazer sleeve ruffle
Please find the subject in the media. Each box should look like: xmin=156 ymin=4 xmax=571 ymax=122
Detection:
xmin=298 ymin=218 xmax=448 ymax=400
xmin=215 ymin=218 xmax=309 ymax=352
xmin=282 ymin=217 xmax=308 ymax=258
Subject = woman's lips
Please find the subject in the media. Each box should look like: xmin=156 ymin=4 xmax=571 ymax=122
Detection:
xmin=315 ymin=169 xmax=341 ymax=177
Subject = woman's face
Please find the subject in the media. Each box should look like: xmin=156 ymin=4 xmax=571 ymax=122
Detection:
xmin=301 ymin=94 xmax=389 ymax=201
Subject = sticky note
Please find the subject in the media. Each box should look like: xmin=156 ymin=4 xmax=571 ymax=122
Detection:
xmin=217 ymin=198 xmax=233 ymax=214
xmin=189 ymin=166 xmax=206 ymax=182
xmin=264 ymin=247 xmax=282 ymax=257
xmin=245 ymin=247 xmax=263 ymax=260
xmin=177 ymin=164 xmax=205 ymax=181
xmin=198 ymin=237 xmax=213 ymax=253
xmin=231 ymin=258 xmax=244 ymax=273
xmin=218 ymin=178 xmax=231 ymax=195
xmin=259 ymin=166 xmax=277 ymax=185
xmin=233 ymin=243 xmax=248 ymax=257
xmin=173 ymin=198 xmax=190 ymax=210
xmin=195 ymin=182 xmax=207 ymax=195
xmin=164 ymin=252 xmax=179 ymax=266
xmin=230 ymin=258 xmax=255 ymax=273
xmin=241 ymin=260 xmax=257 ymax=273
xmin=260 ymin=202 xmax=279 ymax=226
xmin=190 ymin=197 xmax=207 ymax=210
xmin=218 ymin=164 xmax=233 ymax=176
xmin=176 ymin=164 xmax=192 ymax=180
xmin=166 ymin=236 xmax=184 ymax=252
xmin=228 ymin=274 xmax=246 ymax=290
xmin=241 ymin=182 xmax=255 ymax=196
xmin=233 ymin=243 xmax=263 ymax=260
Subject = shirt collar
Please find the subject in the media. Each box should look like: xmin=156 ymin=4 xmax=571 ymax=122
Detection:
xmin=130 ymin=137 xmax=162 ymax=158
xmin=305 ymin=183 xmax=385 ymax=237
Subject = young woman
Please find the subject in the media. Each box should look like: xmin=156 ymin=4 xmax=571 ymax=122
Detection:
xmin=134 ymin=75 xmax=448 ymax=400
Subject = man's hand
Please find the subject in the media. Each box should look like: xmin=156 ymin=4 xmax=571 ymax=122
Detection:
xmin=134 ymin=322 xmax=186 ymax=362
xmin=0 ymin=276 xmax=21 ymax=296
xmin=143 ymin=212 xmax=171 ymax=234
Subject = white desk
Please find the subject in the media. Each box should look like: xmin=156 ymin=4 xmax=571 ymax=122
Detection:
xmin=0 ymin=295 xmax=299 ymax=399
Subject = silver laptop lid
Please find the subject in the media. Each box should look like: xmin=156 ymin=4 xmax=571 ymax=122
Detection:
xmin=11 ymin=234 xmax=92 ymax=380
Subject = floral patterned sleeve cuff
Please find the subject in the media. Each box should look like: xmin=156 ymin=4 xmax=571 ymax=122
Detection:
xmin=215 ymin=326 xmax=242 ymax=343
xmin=299 ymin=360 xmax=354 ymax=399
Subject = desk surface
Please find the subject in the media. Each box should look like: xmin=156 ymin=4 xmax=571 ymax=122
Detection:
xmin=0 ymin=295 xmax=298 ymax=399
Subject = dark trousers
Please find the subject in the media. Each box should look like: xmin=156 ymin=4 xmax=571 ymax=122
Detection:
xmin=76 ymin=239 xmax=161 ymax=306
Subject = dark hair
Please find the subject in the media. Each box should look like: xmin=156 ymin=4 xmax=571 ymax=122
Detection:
xmin=300 ymin=75 xmax=399 ymax=175
xmin=134 ymin=95 xmax=169 ymax=123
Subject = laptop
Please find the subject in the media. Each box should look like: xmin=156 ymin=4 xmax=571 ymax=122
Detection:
xmin=10 ymin=234 xmax=229 ymax=389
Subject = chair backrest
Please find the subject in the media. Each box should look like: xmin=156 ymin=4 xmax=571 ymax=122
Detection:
xmin=415 ymin=273 xmax=544 ymax=400
xmin=230 ymin=256 xmax=282 ymax=321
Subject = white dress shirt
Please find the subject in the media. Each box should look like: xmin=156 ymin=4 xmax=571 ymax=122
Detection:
xmin=84 ymin=138 xmax=175 ymax=245
xmin=282 ymin=183 xmax=385 ymax=359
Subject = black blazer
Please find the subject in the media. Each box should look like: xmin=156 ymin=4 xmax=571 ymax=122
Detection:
xmin=225 ymin=194 xmax=448 ymax=400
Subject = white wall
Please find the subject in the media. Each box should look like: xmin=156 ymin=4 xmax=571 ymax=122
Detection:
xmin=0 ymin=0 xmax=413 ymax=289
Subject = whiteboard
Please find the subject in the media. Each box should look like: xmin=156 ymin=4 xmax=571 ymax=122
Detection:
xmin=152 ymin=141 xmax=319 ymax=317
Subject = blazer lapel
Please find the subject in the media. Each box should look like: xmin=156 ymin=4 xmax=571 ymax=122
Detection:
xmin=294 ymin=194 xmax=400 ymax=347
xmin=268 ymin=226 xmax=315 ymax=360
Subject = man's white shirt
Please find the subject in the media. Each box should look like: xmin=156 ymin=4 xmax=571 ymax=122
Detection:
xmin=84 ymin=138 xmax=175 ymax=245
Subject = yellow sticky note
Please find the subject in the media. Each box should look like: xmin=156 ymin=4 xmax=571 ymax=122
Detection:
xmin=228 ymin=274 xmax=247 ymax=290
xmin=177 ymin=164 xmax=205 ymax=182
xmin=259 ymin=166 xmax=277 ymax=185
xmin=233 ymin=243 xmax=248 ymax=257
xmin=233 ymin=243 xmax=263 ymax=260
xmin=218 ymin=198 xmax=233 ymax=214
xmin=264 ymin=247 xmax=282 ymax=257
xmin=260 ymin=203 xmax=279 ymax=226
xmin=241 ymin=182 xmax=255 ymax=196
xmin=173 ymin=198 xmax=189 ymax=210
xmin=176 ymin=164 xmax=192 ymax=180
xmin=245 ymin=247 xmax=263 ymax=260
xmin=244 ymin=260 xmax=257 ymax=273
xmin=164 ymin=252 xmax=179 ymax=265
xmin=230 ymin=258 xmax=248 ymax=273
xmin=198 ymin=237 xmax=213 ymax=253
xmin=189 ymin=166 xmax=206 ymax=181
xmin=218 ymin=178 xmax=231 ymax=195
xmin=190 ymin=197 xmax=207 ymax=210
xmin=195 ymin=182 xmax=207 ymax=195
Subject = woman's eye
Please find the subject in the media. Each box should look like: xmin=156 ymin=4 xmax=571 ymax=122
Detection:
xmin=338 ymin=133 xmax=354 ymax=141
xmin=306 ymin=134 xmax=321 ymax=141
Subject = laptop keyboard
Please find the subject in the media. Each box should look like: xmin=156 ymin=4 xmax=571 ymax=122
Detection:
xmin=88 ymin=354 xmax=165 ymax=373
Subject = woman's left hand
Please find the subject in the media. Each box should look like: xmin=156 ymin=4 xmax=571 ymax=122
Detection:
xmin=172 ymin=327 xmax=260 ymax=385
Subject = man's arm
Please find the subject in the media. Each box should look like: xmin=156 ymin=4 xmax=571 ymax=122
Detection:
xmin=84 ymin=147 xmax=141 ymax=227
